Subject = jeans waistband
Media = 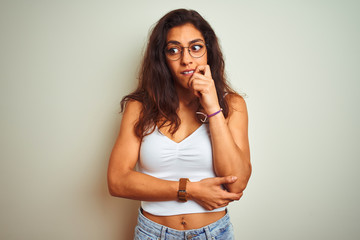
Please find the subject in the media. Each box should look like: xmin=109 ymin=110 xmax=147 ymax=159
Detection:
xmin=136 ymin=208 xmax=230 ymax=239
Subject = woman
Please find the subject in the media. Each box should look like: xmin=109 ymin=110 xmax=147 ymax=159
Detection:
xmin=107 ymin=9 xmax=251 ymax=239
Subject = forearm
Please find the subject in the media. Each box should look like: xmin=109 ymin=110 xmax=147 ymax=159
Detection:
xmin=108 ymin=170 xmax=178 ymax=201
xmin=208 ymin=113 xmax=251 ymax=193
xmin=107 ymin=168 xmax=243 ymax=210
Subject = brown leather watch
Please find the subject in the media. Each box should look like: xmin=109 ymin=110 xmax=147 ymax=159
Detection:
xmin=178 ymin=178 xmax=189 ymax=202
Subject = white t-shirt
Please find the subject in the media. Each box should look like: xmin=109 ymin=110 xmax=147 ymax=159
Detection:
xmin=138 ymin=124 xmax=226 ymax=216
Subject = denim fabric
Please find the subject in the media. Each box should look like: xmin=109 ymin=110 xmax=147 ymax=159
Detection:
xmin=134 ymin=208 xmax=234 ymax=240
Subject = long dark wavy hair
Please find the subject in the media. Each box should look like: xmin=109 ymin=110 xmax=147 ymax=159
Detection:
xmin=121 ymin=9 xmax=236 ymax=139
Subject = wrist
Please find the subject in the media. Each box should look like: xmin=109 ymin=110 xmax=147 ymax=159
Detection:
xmin=197 ymin=108 xmax=223 ymax=123
xmin=186 ymin=181 xmax=198 ymax=201
xmin=205 ymin=105 xmax=221 ymax=116
xmin=208 ymin=108 xmax=223 ymax=118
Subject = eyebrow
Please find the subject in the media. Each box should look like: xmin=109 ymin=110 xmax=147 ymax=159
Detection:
xmin=166 ymin=38 xmax=205 ymax=45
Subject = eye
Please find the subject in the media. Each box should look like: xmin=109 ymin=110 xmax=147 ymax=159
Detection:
xmin=166 ymin=46 xmax=181 ymax=55
xmin=190 ymin=44 xmax=204 ymax=52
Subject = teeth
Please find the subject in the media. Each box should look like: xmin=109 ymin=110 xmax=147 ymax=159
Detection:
xmin=183 ymin=70 xmax=194 ymax=74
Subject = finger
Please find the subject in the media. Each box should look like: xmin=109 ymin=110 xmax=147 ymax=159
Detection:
xmin=190 ymin=77 xmax=210 ymax=86
xmin=188 ymin=72 xmax=207 ymax=88
xmin=219 ymin=201 xmax=230 ymax=208
xmin=195 ymin=65 xmax=212 ymax=78
xmin=192 ymin=82 xmax=210 ymax=94
xmin=222 ymin=202 xmax=230 ymax=207
xmin=189 ymin=80 xmax=202 ymax=97
xmin=188 ymin=72 xmax=200 ymax=88
xmin=195 ymin=65 xmax=206 ymax=75
xmin=188 ymin=75 xmax=195 ymax=89
xmin=203 ymin=65 xmax=212 ymax=78
xmin=190 ymin=77 xmax=211 ymax=92
xmin=224 ymin=192 xmax=243 ymax=201
xmin=217 ymin=176 xmax=238 ymax=185
xmin=189 ymin=75 xmax=210 ymax=89
xmin=192 ymin=71 xmax=211 ymax=82
xmin=204 ymin=204 xmax=215 ymax=211
xmin=189 ymin=78 xmax=210 ymax=97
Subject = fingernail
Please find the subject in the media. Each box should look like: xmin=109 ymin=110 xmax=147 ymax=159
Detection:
xmin=232 ymin=176 xmax=238 ymax=181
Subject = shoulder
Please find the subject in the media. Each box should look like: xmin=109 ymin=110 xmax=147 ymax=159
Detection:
xmin=225 ymin=93 xmax=248 ymax=118
xmin=123 ymin=100 xmax=143 ymax=116
xmin=122 ymin=100 xmax=143 ymax=126
xmin=124 ymin=99 xmax=143 ymax=113
xmin=224 ymin=93 xmax=249 ymax=138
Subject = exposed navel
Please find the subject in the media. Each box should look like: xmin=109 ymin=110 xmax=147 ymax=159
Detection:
xmin=181 ymin=217 xmax=187 ymax=226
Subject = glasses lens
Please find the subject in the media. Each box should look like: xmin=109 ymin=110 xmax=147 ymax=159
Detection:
xmin=189 ymin=42 xmax=206 ymax=58
xmin=165 ymin=45 xmax=181 ymax=60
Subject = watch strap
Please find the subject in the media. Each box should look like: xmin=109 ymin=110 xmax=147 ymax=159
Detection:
xmin=178 ymin=178 xmax=189 ymax=202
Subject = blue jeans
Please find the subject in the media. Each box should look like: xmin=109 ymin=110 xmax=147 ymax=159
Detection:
xmin=134 ymin=208 xmax=234 ymax=240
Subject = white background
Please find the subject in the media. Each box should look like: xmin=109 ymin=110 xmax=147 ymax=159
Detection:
xmin=1 ymin=0 xmax=359 ymax=239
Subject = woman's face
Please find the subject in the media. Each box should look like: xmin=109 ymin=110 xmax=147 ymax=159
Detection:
xmin=165 ymin=23 xmax=208 ymax=91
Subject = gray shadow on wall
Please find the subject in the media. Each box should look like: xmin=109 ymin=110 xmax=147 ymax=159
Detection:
xmin=113 ymin=198 xmax=140 ymax=239
xmin=97 ymin=171 xmax=140 ymax=239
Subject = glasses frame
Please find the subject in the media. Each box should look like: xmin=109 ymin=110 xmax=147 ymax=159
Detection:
xmin=164 ymin=41 xmax=207 ymax=61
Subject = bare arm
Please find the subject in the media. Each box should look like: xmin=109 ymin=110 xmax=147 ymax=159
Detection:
xmin=107 ymin=100 xmax=178 ymax=201
xmin=189 ymin=65 xmax=252 ymax=193
xmin=208 ymin=94 xmax=251 ymax=193
xmin=107 ymin=100 xmax=242 ymax=209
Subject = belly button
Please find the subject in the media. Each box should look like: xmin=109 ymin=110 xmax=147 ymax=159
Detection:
xmin=181 ymin=217 xmax=186 ymax=226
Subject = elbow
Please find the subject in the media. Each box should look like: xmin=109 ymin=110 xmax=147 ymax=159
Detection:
xmin=228 ymin=162 xmax=252 ymax=193
xmin=107 ymin=173 xmax=126 ymax=198
xmin=107 ymin=177 xmax=119 ymax=197
xmin=238 ymin=180 xmax=250 ymax=193
xmin=108 ymin=180 xmax=128 ymax=198
xmin=107 ymin=166 xmax=135 ymax=198
xmin=226 ymin=181 xmax=248 ymax=194
xmin=108 ymin=182 xmax=118 ymax=197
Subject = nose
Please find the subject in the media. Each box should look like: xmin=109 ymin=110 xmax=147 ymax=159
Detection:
xmin=180 ymin=48 xmax=193 ymax=65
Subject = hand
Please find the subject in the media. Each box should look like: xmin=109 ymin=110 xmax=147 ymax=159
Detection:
xmin=187 ymin=176 xmax=243 ymax=210
xmin=188 ymin=65 xmax=221 ymax=115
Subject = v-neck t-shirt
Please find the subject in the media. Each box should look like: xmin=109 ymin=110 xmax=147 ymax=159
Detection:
xmin=138 ymin=124 xmax=226 ymax=216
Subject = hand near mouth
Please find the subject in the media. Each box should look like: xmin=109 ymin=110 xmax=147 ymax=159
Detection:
xmin=188 ymin=65 xmax=221 ymax=115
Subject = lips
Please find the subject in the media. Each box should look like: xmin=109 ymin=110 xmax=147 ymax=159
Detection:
xmin=181 ymin=69 xmax=195 ymax=75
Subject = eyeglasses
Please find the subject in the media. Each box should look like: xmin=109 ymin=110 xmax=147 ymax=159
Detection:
xmin=165 ymin=41 xmax=207 ymax=61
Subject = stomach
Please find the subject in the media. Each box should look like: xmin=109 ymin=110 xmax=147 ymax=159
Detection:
xmin=142 ymin=209 xmax=226 ymax=230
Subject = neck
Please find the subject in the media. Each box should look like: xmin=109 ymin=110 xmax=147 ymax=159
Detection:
xmin=175 ymin=84 xmax=198 ymax=108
